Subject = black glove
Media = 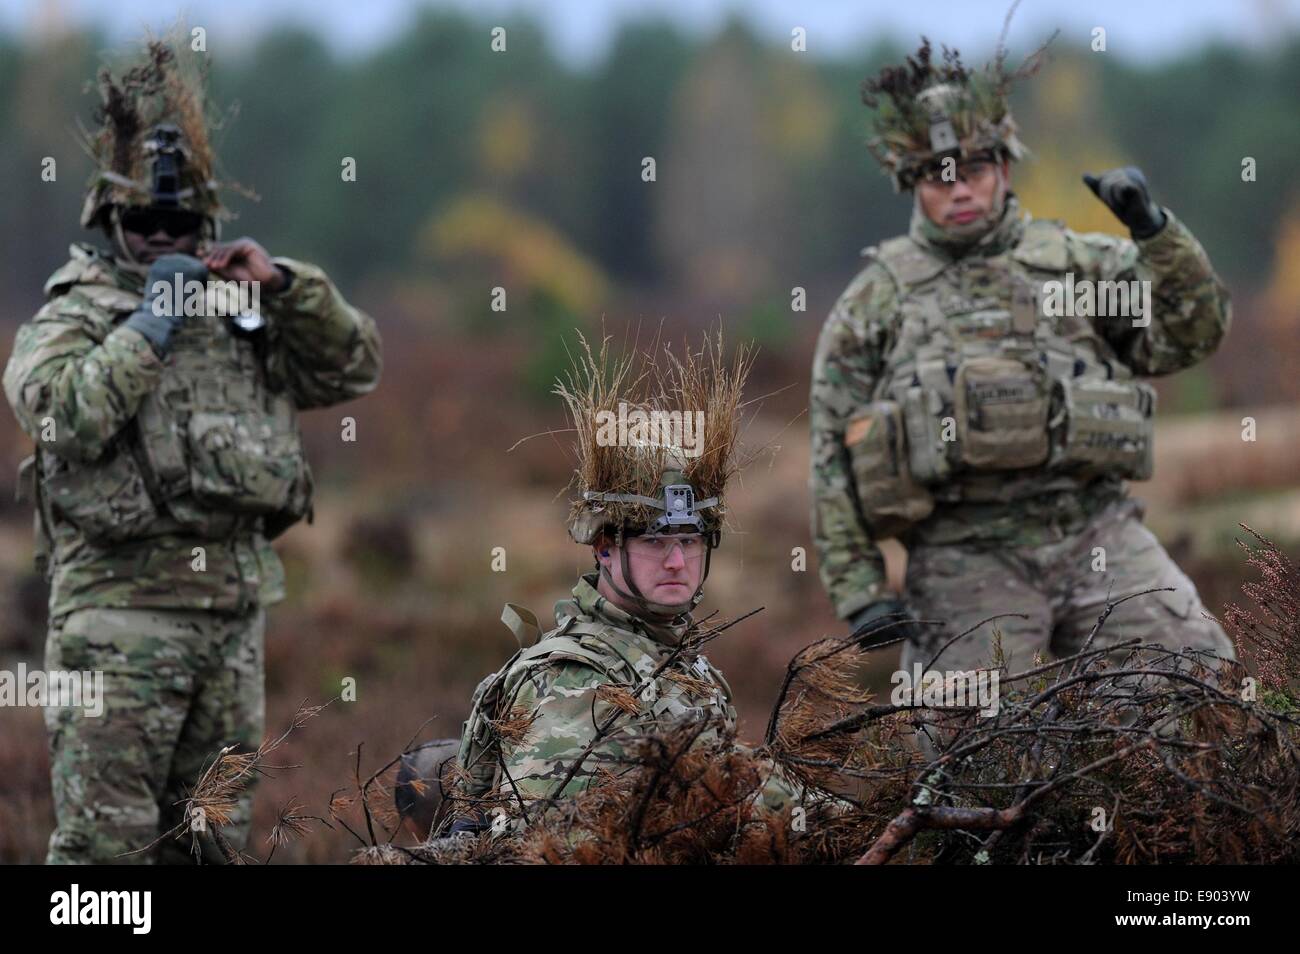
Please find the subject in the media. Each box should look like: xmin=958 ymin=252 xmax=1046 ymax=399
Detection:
xmin=1082 ymin=166 xmax=1167 ymax=240
xmin=124 ymin=254 xmax=209 ymax=357
xmin=849 ymin=598 xmax=921 ymax=648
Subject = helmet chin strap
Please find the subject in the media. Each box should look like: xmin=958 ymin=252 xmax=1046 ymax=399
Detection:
xmin=107 ymin=208 xmax=149 ymax=277
xmin=597 ymin=533 xmax=716 ymax=625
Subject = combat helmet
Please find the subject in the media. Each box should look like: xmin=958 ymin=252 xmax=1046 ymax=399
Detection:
xmin=79 ymin=39 xmax=231 ymax=251
xmin=555 ymin=331 xmax=753 ymax=621
xmin=861 ymin=34 xmax=1051 ymax=192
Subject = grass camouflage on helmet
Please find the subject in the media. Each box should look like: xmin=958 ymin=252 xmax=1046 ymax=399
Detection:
xmin=860 ymin=9 xmax=1056 ymax=192
xmin=77 ymin=35 xmax=243 ymax=233
xmin=554 ymin=330 xmax=754 ymax=547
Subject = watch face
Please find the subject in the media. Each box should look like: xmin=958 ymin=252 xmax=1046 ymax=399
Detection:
xmin=231 ymin=310 xmax=267 ymax=333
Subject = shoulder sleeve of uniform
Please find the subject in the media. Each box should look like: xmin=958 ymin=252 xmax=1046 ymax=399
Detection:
xmin=498 ymin=655 xmax=631 ymax=799
xmin=3 ymin=288 xmax=161 ymax=459
xmin=262 ymin=257 xmax=382 ymax=409
xmin=1061 ymin=224 xmax=1139 ymax=280
xmin=516 ymin=632 xmax=624 ymax=675
xmin=42 ymin=245 xmax=104 ymax=299
xmin=820 ymin=258 xmax=899 ymax=355
xmin=1064 ymin=211 xmax=1231 ymax=375
xmin=809 ymin=261 xmax=895 ymax=619
xmin=1012 ymin=218 xmax=1072 ymax=272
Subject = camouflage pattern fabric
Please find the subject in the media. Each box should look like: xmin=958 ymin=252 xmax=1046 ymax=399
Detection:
xmin=4 ymin=242 xmax=382 ymax=617
xmin=5 ymin=240 xmax=379 ymax=865
xmin=810 ymin=193 xmax=1232 ymax=622
xmin=42 ymin=606 xmax=264 ymax=864
xmin=456 ymin=573 xmax=804 ymax=830
xmin=900 ymin=497 xmax=1235 ymax=674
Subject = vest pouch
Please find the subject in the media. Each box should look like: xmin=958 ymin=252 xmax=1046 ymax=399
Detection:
xmin=901 ymin=385 xmax=953 ymax=484
xmin=136 ymin=389 xmax=191 ymax=499
xmin=953 ymin=356 xmax=1050 ymax=470
xmin=844 ymin=401 xmax=934 ymax=537
xmin=1054 ymin=377 xmax=1156 ymax=481
xmin=40 ymin=445 xmax=160 ymax=545
xmin=186 ymin=409 xmax=305 ymax=514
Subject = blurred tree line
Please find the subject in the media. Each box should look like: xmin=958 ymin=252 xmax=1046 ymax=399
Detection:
xmin=0 ymin=9 xmax=1297 ymax=401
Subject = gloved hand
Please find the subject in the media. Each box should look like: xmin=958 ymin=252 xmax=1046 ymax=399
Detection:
xmin=1082 ymin=166 xmax=1167 ymax=239
xmin=124 ymin=254 xmax=209 ymax=357
xmin=849 ymin=598 xmax=922 ymax=648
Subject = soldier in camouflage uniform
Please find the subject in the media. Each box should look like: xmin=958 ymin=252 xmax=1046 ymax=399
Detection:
xmin=810 ymin=40 xmax=1235 ymax=683
xmin=439 ymin=340 xmax=802 ymax=837
xmin=3 ymin=42 xmax=381 ymax=863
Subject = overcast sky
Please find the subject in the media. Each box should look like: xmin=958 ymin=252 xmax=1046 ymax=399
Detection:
xmin=3 ymin=0 xmax=1298 ymax=65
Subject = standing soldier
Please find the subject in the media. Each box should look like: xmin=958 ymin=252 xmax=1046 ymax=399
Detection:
xmin=436 ymin=337 xmax=802 ymax=838
xmin=4 ymin=41 xmax=381 ymax=863
xmin=809 ymin=39 xmax=1235 ymax=682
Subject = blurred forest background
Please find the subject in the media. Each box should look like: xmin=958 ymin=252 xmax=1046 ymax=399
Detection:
xmin=1 ymin=5 xmax=1298 ymax=862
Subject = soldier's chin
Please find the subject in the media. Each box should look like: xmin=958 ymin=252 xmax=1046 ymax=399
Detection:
xmin=653 ymin=582 xmax=693 ymax=601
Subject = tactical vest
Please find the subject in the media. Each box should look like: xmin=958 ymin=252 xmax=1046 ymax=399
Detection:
xmin=33 ymin=262 xmax=313 ymax=548
xmin=455 ymin=603 xmax=736 ymax=807
xmin=843 ymin=219 xmax=1155 ymax=537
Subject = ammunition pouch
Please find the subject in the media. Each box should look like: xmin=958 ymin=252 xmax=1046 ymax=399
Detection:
xmin=184 ymin=408 xmax=311 ymax=517
xmin=863 ymin=357 xmax=1155 ymax=524
xmin=952 ymin=355 xmax=1050 ymax=470
xmin=901 ymin=385 xmax=953 ymax=484
xmin=843 ymin=401 xmax=934 ymax=537
xmin=1051 ymin=376 xmax=1156 ymax=481
xmin=135 ymin=378 xmax=313 ymax=540
xmin=37 ymin=443 xmax=161 ymax=547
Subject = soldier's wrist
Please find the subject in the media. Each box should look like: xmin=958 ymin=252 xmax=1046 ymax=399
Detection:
xmin=269 ymin=264 xmax=294 ymax=295
xmin=123 ymin=310 xmax=178 ymax=357
xmin=1132 ymin=206 xmax=1174 ymax=243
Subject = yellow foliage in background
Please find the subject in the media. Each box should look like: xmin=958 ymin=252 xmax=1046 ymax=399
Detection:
xmin=478 ymin=98 xmax=537 ymax=181
xmin=1012 ymin=56 xmax=1128 ymax=235
xmin=424 ymin=193 xmax=609 ymax=315
xmin=1264 ymin=196 xmax=1300 ymax=317
xmin=763 ymin=59 xmax=834 ymax=163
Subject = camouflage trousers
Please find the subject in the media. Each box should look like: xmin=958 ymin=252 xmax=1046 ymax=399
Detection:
xmin=899 ymin=497 xmax=1236 ymax=675
xmin=42 ymin=606 xmax=265 ymax=864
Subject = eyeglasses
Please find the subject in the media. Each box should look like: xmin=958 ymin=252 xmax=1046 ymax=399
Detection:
xmin=918 ymin=157 xmax=997 ymax=187
xmin=120 ymin=207 xmax=205 ymax=238
xmin=624 ymin=533 xmax=706 ymax=562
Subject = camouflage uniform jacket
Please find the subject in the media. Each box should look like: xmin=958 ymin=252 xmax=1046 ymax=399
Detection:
xmin=3 ymin=242 xmax=382 ymax=618
xmin=456 ymin=573 xmax=801 ymax=818
xmin=810 ymin=195 xmax=1231 ymax=619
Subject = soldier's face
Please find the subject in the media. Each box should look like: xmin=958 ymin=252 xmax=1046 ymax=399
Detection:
xmin=915 ymin=156 xmax=1010 ymax=230
xmin=595 ymin=533 xmax=707 ymax=609
xmin=119 ymin=207 xmax=202 ymax=264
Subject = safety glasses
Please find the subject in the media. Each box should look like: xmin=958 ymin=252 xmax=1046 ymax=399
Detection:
xmin=120 ymin=207 xmax=205 ymax=238
xmin=625 ymin=532 xmax=706 ymax=561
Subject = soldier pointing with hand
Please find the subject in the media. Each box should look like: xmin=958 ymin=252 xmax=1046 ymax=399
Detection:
xmin=809 ymin=39 xmax=1235 ymax=681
